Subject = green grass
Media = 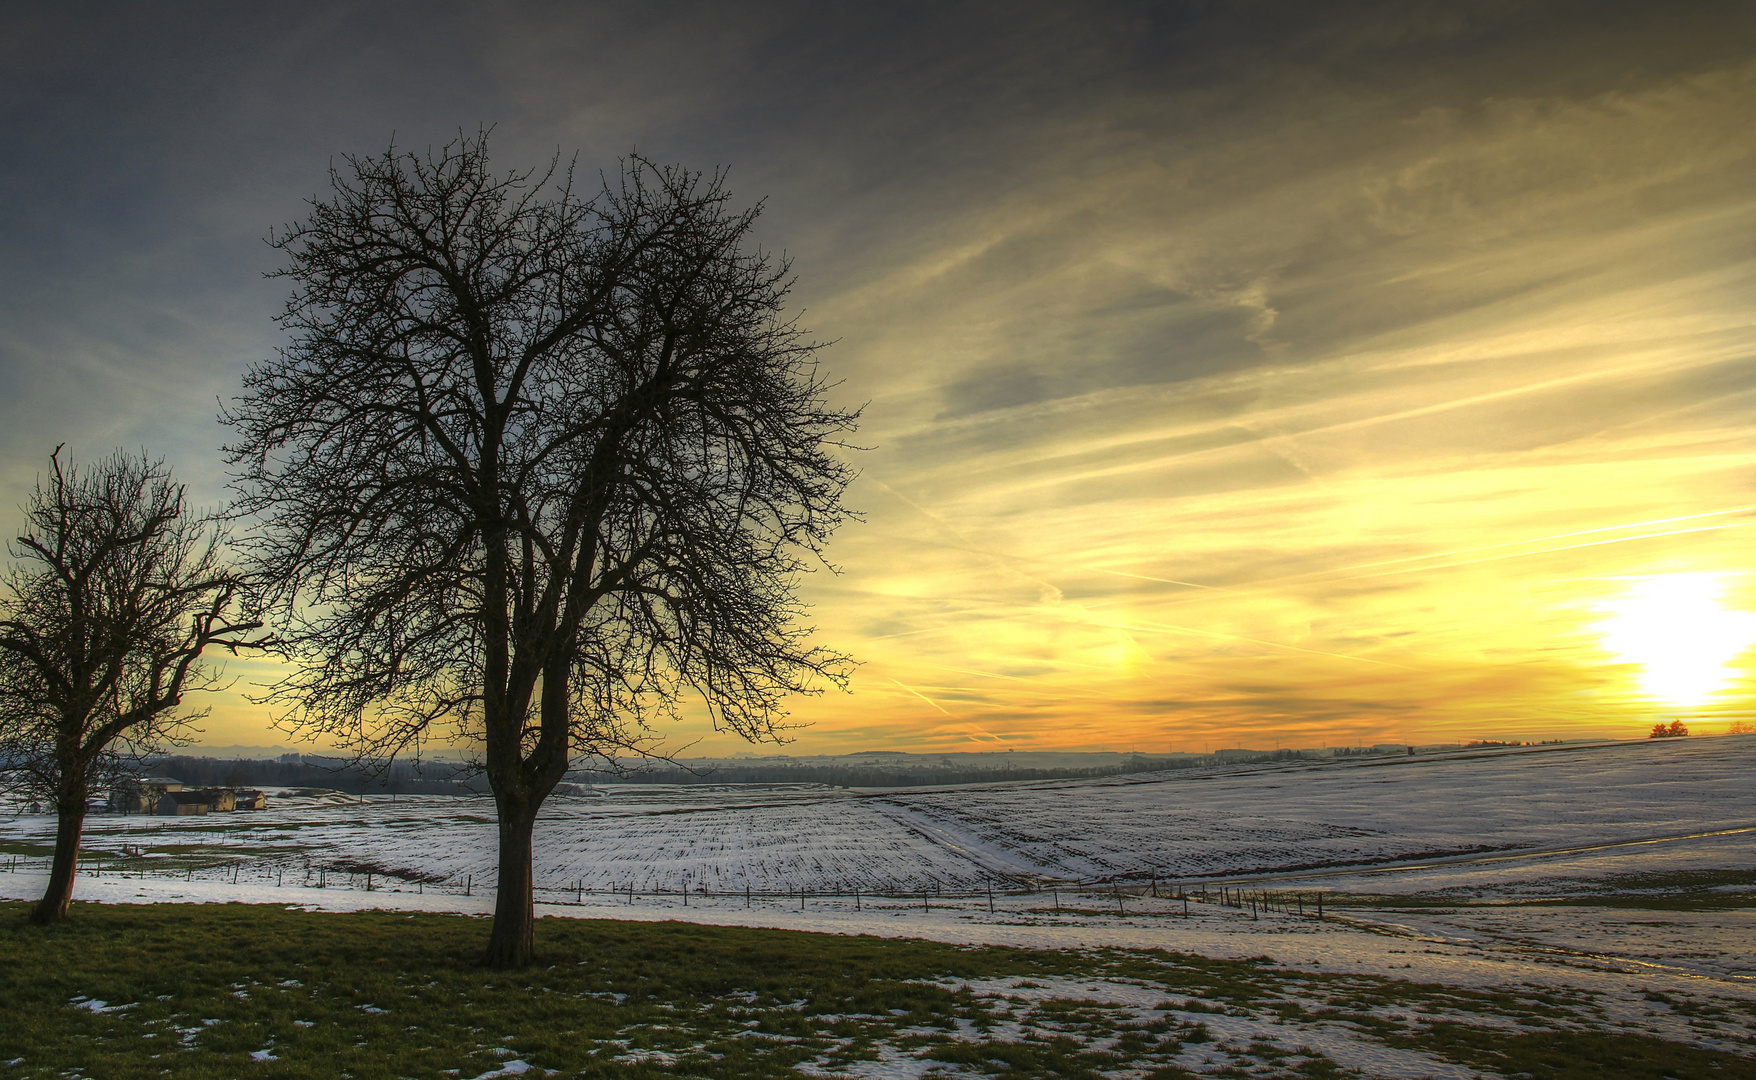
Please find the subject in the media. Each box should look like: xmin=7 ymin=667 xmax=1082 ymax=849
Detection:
xmin=1385 ymin=1024 xmax=1753 ymax=1079
xmin=2 ymin=903 xmax=1065 ymax=1080
xmin=1520 ymin=893 xmax=1756 ymax=911
xmin=1321 ymin=869 xmax=1756 ymax=913
xmin=2 ymin=902 xmax=1752 ymax=1079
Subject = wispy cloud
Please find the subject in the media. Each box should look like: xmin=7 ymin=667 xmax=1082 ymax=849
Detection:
xmin=3 ymin=2 xmax=1754 ymax=751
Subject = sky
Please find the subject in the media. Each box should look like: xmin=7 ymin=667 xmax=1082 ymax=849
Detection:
xmin=3 ymin=1 xmax=1756 ymax=755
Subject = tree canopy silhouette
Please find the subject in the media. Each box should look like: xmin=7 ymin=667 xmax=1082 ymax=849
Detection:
xmin=225 ymin=132 xmax=858 ymax=966
xmin=0 ymin=447 xmax=263 ymax=923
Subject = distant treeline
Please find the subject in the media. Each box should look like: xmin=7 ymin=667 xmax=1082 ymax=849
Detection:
xmin=574 ymin=756 xmax=1205 ymax=788
xmin=142 ymin=755 xmax=484 ymax=795
xmin=112 ymin=742 xmax=1422 ymax=796
xmin=133 ymin=754 xmax=1209 ymax=794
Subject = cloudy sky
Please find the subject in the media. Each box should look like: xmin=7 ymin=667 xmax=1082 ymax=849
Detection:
xmin=4 ymin=1 xmax=1756 ymax=754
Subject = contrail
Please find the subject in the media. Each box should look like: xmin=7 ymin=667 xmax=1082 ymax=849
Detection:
xmin=1356 ymin=520 xmax=1756 ymax=579
xmin=1315 ymin=503 xmax=1756 ymax=579
xmin=1088 ymin=568 xmax=1226 ymax=590
xmin=1083 ymin=503 xmax=1756 ymax=599
xmin=1099 ymin=617 xmax=1422 ymax=670
xmin=888 ymin=676 xmax=952 ymax=715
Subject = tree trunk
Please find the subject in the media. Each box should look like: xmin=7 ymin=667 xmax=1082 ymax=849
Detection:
xmin=32 ymin=782 xmax=88 ymax=924
xmin=482 ymin=799 xmax=539 ymax=967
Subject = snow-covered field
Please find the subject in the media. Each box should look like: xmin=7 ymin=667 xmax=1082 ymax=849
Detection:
xmin=8 ymin=733 xmax=1750 ymax=892
xmin=3 ymin=735 xmax=1753 ymax=1002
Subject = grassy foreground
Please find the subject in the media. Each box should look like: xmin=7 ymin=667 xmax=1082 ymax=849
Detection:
xmin=2 ymin=902 xmax=1753 ymax=1080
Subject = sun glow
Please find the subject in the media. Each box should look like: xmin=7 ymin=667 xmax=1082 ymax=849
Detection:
xmin=1595 ymin=574 xmax=1756 ymax=706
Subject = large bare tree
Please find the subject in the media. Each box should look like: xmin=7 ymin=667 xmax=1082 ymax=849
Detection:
xmin=0 ymin=448 xmax=264 ymax=924
xmin=225 ymin=133 xmax=857 ymax=967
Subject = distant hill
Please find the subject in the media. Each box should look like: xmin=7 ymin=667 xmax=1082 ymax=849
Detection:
xmin=105 ymin=744 xmax=1472 ymax=796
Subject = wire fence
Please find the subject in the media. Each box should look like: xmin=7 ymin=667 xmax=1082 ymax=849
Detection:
xmin=0 ymin=853 xmax=1331 ymax=919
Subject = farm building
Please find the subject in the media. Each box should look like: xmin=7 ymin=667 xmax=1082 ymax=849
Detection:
xmin=156 ymin=791 xmax=209 ymax=816
xmin=109 ymin=776 xmax=186 ymax=814
xmin=148 ymin=787 xmax=262 ymax=813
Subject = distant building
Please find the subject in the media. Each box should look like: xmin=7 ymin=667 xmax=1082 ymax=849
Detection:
xmin=110 ymin=776 xmax=185 ymax=814
xmin=157 ymin=791 xmax=209 ymax=816
xmin=200 ymin=788 xmax=237 ymax=812
xmin=233 ymin=789 xmax=267 ymax=810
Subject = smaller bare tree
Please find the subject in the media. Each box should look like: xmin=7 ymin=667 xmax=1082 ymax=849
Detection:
xmin=0 ymin=447 xmax=265 ymax=924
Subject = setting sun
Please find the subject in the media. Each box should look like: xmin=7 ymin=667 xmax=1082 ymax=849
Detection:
xmin=1595 ymin=574 xmax=1756 ymax=706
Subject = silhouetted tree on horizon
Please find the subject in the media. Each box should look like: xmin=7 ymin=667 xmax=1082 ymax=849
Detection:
xmin=0 ymin=447 xmax=265 ymax=923
xmin=225 ymin=131 xmax=858 ymax=967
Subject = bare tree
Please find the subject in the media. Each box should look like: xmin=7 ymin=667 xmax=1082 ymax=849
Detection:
xmin=0 ymin=448 xmax=265 ymax=924
xmin=224 ymin=132 xmax=858 ymax=967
